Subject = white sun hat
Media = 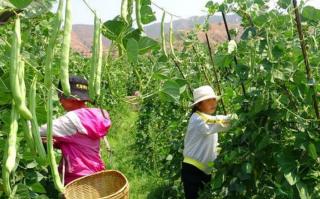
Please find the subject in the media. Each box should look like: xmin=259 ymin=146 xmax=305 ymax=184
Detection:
xmin=190 ymin=85 xmax=220 ymax=106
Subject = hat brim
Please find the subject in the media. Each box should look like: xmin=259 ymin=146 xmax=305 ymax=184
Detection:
xmin=58 ymin=90 xmax=91 ymax=101
xmin=190 ymin=94 xmax=220 ymax=107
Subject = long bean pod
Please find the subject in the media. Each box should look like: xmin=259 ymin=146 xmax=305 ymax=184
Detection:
xmin=5 ymin=102 xmax=19 ymax=173
xmin=135 ymin=0 xmax=144 ymax=32
xmin=2 ymin=141 xmax=11 ymax=197
xmin=161 ymin=11 xmax=168 ymax=58
xmin=47 ymin=86 xmax=64 ymax=192
xmin=95 ymin=26 xmax=103 ymax=96
xmin=89 ymin=13 xmax=100 ymax=101
xmin=169 ymin=15 xmax=179 ymax=61
xmin=10 ymin=16 xmax=33 ymax=120
xmin=29 ymin=76 xmax=47 ymax=165
xmin=18 ymin=60 xmax=36 ymax=155
xmin=59 ymin=0 xmax=72 ymax=97
xmin=44 ymin=0 xmax=64 ymax=89
xmin=121 ymin=0 xmax=128 ymax=23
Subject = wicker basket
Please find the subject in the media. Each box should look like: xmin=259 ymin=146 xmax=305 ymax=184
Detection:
xmin=62 ymin=170 xmax=129 ymax=199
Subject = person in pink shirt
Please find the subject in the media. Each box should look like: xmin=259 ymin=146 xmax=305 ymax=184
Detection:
xmin=39 ymin=75 xmax=111 ymax=185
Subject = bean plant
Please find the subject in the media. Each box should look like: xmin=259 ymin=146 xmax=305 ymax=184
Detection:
xmin=0 ymin=0 xmax=320 ymax=198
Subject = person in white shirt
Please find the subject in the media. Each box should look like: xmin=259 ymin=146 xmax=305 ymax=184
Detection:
xmin=181 ymin=85 xmax=232 ymax=199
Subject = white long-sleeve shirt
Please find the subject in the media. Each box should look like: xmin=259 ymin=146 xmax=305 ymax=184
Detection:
xmin=183 ymin=111 xmax=231 ymax=174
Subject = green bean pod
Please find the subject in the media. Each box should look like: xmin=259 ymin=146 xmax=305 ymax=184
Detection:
xmin=169 ymin=16 xmax=179 ymax=61
xmin=2 ymin=140 xmax=11 ymax=197
xmin=44 ymin=0 xmax=64 ymax=89
xmin=135 ymin=0 xmax=144 ymax=32
xmin=18 ymin=60 xmax=36 ymax=155
xmin=59 ymin=0 xmax=72 ymax=97
xmin=47 ymin=86 xmax=64 ymax=192
xmin=89 ymin=13 xmax=100 ymax=101
xmin=5 ymin=101 xmax=19 ymax=173
xmin=29 ymin=76 xmax=47 ymax=165
xmin=161 ymin=11 xmax=168 ymax=58
xmin=121 ymin=0 xmax=128 ymax=23
xmin=95 ymin=27 xmax=103 ymax=96
xmin=10 ymin=17 xmax=33 ymax=120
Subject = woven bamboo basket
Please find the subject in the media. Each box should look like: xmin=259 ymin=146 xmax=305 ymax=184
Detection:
xmin=62 ymin=170 xmax=129 ymax=199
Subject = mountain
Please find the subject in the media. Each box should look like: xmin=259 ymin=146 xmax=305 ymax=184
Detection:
xmin=144 ymin=14 xmax=241 ymax=38
xmin=70 ymin=14 xmax=242 ymax=56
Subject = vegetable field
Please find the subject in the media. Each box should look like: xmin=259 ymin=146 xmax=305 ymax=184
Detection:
xmin=0 ymin=0 xmax=320 ymax=198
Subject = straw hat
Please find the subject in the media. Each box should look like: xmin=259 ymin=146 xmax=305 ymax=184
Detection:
xmin=191 ymin=85 xmax=220 ymax=106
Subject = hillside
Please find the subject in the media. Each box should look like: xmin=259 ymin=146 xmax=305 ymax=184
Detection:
xmin=70 ymin=14 xmax=242 ymax=56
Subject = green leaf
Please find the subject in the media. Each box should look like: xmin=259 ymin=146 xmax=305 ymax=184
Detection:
xmin=242 ymin=162 xmax=252 ymax=174
xmin=277 ymin=0 xmax=291 ymax=9
xmin=272 ymin=45 xmax=285 ymax=60
xmin=157 ymin=55 xmax=168 ymax=63
xmin=24 ymin=0 xmax=55 ymax=18
xmin=205 ymin=1 xmax=220 ymax=14
xmin=175 ymin=79 xmax=187 ymax=94
xmin=284 ymin=171 xmax=300 ymax=186
xmin=141 ymin=5 xmax=156 ymax=24
xmin=153 ymin=64 xmax=170 ymax=80
xmin=103 ymin=20 xmax=126 ymax=41
xmin=308 ymin=143 xmax=317 ymax=160
xmin=126 ymin=38 xmax=139 ymax=63
xmin=159 ymin=80 xmax=180 ymax=102
xmin=277 ymin=152 xmax=296 ymax=173
xmin=272 ymin=69 xmax=286 ymax=81
xmin=240 ymin=27 xmax=256 ymax=40
xmin=9 ymin=0 xmax=33 ymax=8
xmin=293 ymin=71 xmax=306 ymax=84
xmin=228 ymin=40 xmax=237 ymax=54
xmin=11 ymin=184 xmax=30 ymax=199
xmin=254 ymin=95 xmax=266 ymax=113
xmin=26 ymin=160 xmax=38 ymax=169
xmin=296 ymin=181 xmax=310 ymax=199
xmin=123 ymin=29 xmax=141 ymax=47
xmin=34 ymin=195 xmax=49 ymax=199
xmin=214 ymin=54 xmax=230 ymax=67
xmin=30 ymin=183 xmax=46 ymax=194
xmin=303 ymin=6 xmax=320 ymax=21
xmin=141 ymin=0 xmax=151 ymax=5
xmin=138 ymin=37 xmax=159 ymax=54
xmin=235 ymin=64 xmax=250 ymax=79
xmin=212 ymin=177 xmax=222 ymax=189
xmin=253 ymin=14 xmax=269 ymax=27
xmin=257 ymin=135 xmax=270 ymax=150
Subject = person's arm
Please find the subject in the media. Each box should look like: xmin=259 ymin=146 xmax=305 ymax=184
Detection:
xmin=194 ymin=112 xmax=231 ymax=135
xmin=39 ymin=111 xmax=85 ymax=139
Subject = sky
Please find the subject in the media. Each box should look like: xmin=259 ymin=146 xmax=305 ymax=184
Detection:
xmin=52 ymin=0 xmax=320 ymax=25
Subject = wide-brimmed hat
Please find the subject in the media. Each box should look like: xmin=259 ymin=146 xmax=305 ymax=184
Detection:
xmin=57 ymin=75 xmax=90 ymax=101
xmin=190 ymin=85 xmax=220 ymax=106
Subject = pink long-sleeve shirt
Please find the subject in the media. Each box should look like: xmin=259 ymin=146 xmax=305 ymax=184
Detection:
xmin=39 ymin=108 xmax=111 ymax=184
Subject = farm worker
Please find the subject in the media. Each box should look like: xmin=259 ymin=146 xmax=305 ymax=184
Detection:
xmin=39 ymin=75 xmax=111 ymax=185
xmin=181 ymin=85 xmax=232 ymax=199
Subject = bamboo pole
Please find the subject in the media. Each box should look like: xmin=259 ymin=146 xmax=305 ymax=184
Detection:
xmin=292 ymin=0 xmax=320 ymax=119
xmin=221 ymin=12 xmax=246 ymax=95
xmin=205 ymin=33 xmax=227 ymax=115
xmin=192 ymin=46 xmax=211 ymax=85
xmin=172 ymin=58 xmax=193 ymax=94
